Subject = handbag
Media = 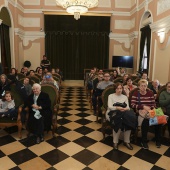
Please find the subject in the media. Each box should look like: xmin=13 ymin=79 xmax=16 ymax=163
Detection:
xmin=149 ymin=115 xmax=167 ymax=126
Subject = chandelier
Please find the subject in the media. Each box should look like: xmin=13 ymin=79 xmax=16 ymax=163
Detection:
xmin=56 ymin=0 xmax=99 ymax=20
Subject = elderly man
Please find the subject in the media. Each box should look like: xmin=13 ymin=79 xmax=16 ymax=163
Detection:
xmin=149 ymin=79 xmax=161 ymax=99
xmin=25 ymin=83 xmax=52 ymax=144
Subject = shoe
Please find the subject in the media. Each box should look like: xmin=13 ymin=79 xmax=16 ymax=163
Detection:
xmin=141 ymin=142 xmax=149 ymax=149
xmin=36 ymin=137 xmax=41 ymax=144
xmin=41 ymin=137 xmax=44 ymax=142
xmin=113 ymin=143 xmax=118 ymax=150
xmin=156 ymin=141 xmax=161 ymax=148
xmin=124 ymin=142 xmax=133 ymax=150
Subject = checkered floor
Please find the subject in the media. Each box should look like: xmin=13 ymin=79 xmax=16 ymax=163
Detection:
xmin=0 ymin=86 xmax=170 ymax=170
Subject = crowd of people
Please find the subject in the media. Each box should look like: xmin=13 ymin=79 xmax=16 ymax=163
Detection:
xmin=86 ymin=67 xmax=170 ymax=150
xmin=0 ymin=55 xmax=63 ymax=144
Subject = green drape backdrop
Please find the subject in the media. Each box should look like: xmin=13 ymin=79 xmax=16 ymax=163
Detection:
xmin=45 ymin=15 xmax=110 ymax=80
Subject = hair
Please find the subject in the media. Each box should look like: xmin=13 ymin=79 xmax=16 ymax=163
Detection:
xmin=126 ymin=77 xmax=132 ymax=82
xmin=166 ymin=82 xmax=170 ymax=86
xmin=32 ymin=83 xmax=41 ymax=90
xmin=2 ymin=91 xmax=13 ymax=101
xmin=11 ymin=68 xmax=17 ymax=75
xmin=115 ymin=82 xmax=123 ymax=89
xmin=138 ymin=79 xmax=148 ymax=86
xmin=0 ymin=74 xmax=8 ymax=81
xmin=24 ymin=76 xmax=30 ymax=81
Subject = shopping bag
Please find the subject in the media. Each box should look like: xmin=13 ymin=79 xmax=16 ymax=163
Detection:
xmin=149 ymin=115 xmax=167 ymax=126
xmin=155 ymin=108 xmax=164 ymax=116
xmin=148 ymin=110 xmax=156 ymax=118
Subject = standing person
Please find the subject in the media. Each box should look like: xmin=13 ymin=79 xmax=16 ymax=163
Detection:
xmin=106 ymin=83 xmax=134 ymax=150
xmin=25 ymin=83 xmax=52 ymax=144
xmin=40 ymin=55 xmax=51 ymax=71
xmin=0 ymin=91 xmax=16 ymax=118
xmin=130 ymin=79 xmax=161 ymax=149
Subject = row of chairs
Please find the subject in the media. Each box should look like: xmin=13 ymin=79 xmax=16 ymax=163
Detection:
xmin=100 ymin=84 xmax=168 ymax=142
xmin=0 ymin=83 xmax=60 ymax=139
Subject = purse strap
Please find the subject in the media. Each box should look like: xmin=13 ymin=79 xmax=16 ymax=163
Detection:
xmin=138 ymin=91 xmax=141 ymax=106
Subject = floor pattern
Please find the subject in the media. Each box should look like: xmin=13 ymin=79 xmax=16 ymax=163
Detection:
xmin=0 ymin=86 xmax=170 ymax=170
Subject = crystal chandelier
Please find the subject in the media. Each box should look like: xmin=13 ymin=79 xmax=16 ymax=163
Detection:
xmin=56 ymin=0 xmax=99 ymax=20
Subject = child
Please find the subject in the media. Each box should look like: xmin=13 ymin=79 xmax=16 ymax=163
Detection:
xmin=0 ymin=91 xmax=16 ymax=118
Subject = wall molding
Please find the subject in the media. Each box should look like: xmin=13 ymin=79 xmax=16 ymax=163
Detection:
xmin=150 ymin=15 xmax=170 ymax=33
xmin=109 ymin=31 xmax=138 ymax=48
xmin=157 ymin=0 xmax=170 ymax=15
xmin=14 ymin=28 xmax=45 ymax=46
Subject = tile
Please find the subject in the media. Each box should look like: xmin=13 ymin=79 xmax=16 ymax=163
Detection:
xmin=155 ymin=155 xmax=170 ymax=170
xmin=117 ymin=166 xmax=129 ymax=170
xmin=122 ymin=156 xmax=153 ymax=170
xmin=0 ymin=150 xmax=5 ymax=158
xmin=73 ymin=136 xmax=97 ymax=148
xmin=8 ymin=149 xmax=37 ymax=165
xmin=1 ymin=141 xmax=26 ymax=155
xmin=0 ymin=135 xmax=16 ymax=146
xmin=66 ymin=115 xmax=82 ymax=121
xmin=9 ymin=166 xmax=21 ymax=170
xmin=134 ymin=149 xmax=162 ymax=164
xmin=63 ymin=122 xmax=82 ymax=130
xmin=85 ymin=122 xmax=101 ymax=130
xmin=62 ymin=131 xmax=83 ymax=141
xmin=4 ymin=126 xmax=18 ymax=134
xmin=72 ymin=149 xmax=100 ymax=166
xmin=151 ymin=165 xmax=166 ymax=170
xmin=58 ymin=142 xmax=84 ymax=156
xmin=75 ymin=118 xmax=92 ymax=125
xmin=53 ymin=157 xmax=86 ymax=170
xmin=46 ymin=136 xmax=70 ymax=148
xmin=103 ymin=150 xmax=131 ymax=165
xmin=85 ymin=115 xmax=97 ymax=122
xmin=19 ymin=157 xmax=51 ymax=170
xmin=86 ymin=131 xmax=103 ymax=141
xmin=10 ymin=129 xmax=28 ymax=140
xmin=67 ymin=110 xmax=81 ymax=115
xmin=60 ymin=107 xmax=72 ymax=111
xmin=87 ymin=142 xmax=112 ymax=156
xmin=163 ymin=147 xmax=170 ymax=157
xmin=40 ymin=149 xmax=69 ymax=165
xmin=56 ymin=126 xmax=71 ymax=135
xmin=0 ymin=156 xmax=16 ymax=170
xmin=76 ymin=108 xmax=90 ymax=112
xmin=57 ymin=118 xmax=71 ymax=125
xmin=89 ymin=157 xmax=120 ymax=170
xmin=29 ymin=142 xmax=55 ymax=156
xmin=76 ymin=113 xmax=91 ymax=117
xmin=74 ymin=126 xmax=94 ymax=135
xmin=82 ymin=167 xmax=93 ymax=170
xmin=0 ymin=129 xmax=8 ymax=137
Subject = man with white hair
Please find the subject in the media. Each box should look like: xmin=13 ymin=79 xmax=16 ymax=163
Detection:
xmin=149 ymin=79 xmax=161 ymax=99
xmin=25 ymin=83 xmax=52 ymax=144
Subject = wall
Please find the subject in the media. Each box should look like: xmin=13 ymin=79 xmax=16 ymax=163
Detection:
xmin=0 ymin=0 xmax=170 ymax=83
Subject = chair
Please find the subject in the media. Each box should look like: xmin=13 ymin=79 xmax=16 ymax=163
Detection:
xmin=52 ymin=73 xmax=61 ymax=83
xmin=34 ymin=73 xmax=42 ymax=80
xmin=30 ymin=76 xmax=40 ymax=83
xmin=133 ymin=77 xmax=140 ymax=85
xmin=40 ymin=84 xmax=59 ymax=136
xmin=17 ymin=73 xmax=25 ymax=80
xmin=0 ymin=84 xmax=24 ymax=139
xmin=101 ymin=84 xmax=116 ymax=140
xmin=113 ymin=77 xmax=124 ymax=84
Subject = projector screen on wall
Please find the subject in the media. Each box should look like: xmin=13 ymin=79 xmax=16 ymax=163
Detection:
xmin=112 ymin=56 xmax=133 ymax=68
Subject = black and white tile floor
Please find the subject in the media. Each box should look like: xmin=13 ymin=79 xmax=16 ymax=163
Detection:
xmin=0 ymin=86 xmax=170 ymax=170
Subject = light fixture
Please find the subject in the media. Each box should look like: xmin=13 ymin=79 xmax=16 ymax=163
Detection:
xmin=56 ymin=0 xmax=99 ymax=20
xmin=157 ymin=31 xmax=165 ymax=43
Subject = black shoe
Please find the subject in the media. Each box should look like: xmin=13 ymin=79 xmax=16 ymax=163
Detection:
xmin=141 ymin=142 xmax=149 ymax=149
xmin=124 ymin=142 xmax=133 ymax=150
xmin=156 ymin=141 xmax=161 ymax=148
xmin=36 ymin=137 xmax=41 ymax=144
xmin=113 ymin=143 xmax=118 ymax=150
xmin=41 ymin=137 xmax=44 ymax=142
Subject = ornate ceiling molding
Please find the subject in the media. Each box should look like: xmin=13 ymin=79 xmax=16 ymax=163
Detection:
xmin=109 ymin=31 xmax=138 ymax=49
xmin=14 ymin=28 xmax=45 ymax=46
xmin=150 ymin=15 xmax=170 ymax=33
xmin=157 ymin=0 xmax=170 ymax=15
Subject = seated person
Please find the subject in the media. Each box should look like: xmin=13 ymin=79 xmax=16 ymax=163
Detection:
xmin=29 ymin=70 xmax=35 ymax=77
xmin=110 ymin=69 xmax=119 ymax=81
xmin=123 ymin=77 xmax=137 ymax=97
xmin=159 ymin=82 xmax=170 ymax=139
xmin=0 ymin=74 xmax=11 ymax=99
xmin=41 ymin=72 xmax=59 ymax=90
xmin=7 ymin=68 xmax=18 ymax=81
xmin=117 ymin=67 xmax=126 ymax=77
xmin=92 ymin=72 xmax=113 ymax=115
xmin=25 ymin=83 xmax=52 ymax=144
xmin=106 ymin=83 xmax=135 ymax=150
xmin=149 ymin=79 xmax=161 ymax=99
xmin=141 ymin=72 xmax=149 ymax=81
xmin=0 ymin=91 xmax=16 ymax=118
xmin=123 ymin=74 xmax=129 ymax=83
xmin=131 ymin=79 xmax=161 ymax=149
xmin=86 ymin=69 xmax=96 ymax=90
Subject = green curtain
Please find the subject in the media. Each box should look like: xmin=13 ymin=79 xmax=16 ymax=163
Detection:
xmin=0 ymin=24 xmax=11 ymax=73
xmin=45 ymin=15 xmax=110 ymax=80
xmin=45 ymin=31 xmax=109 ymax=79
